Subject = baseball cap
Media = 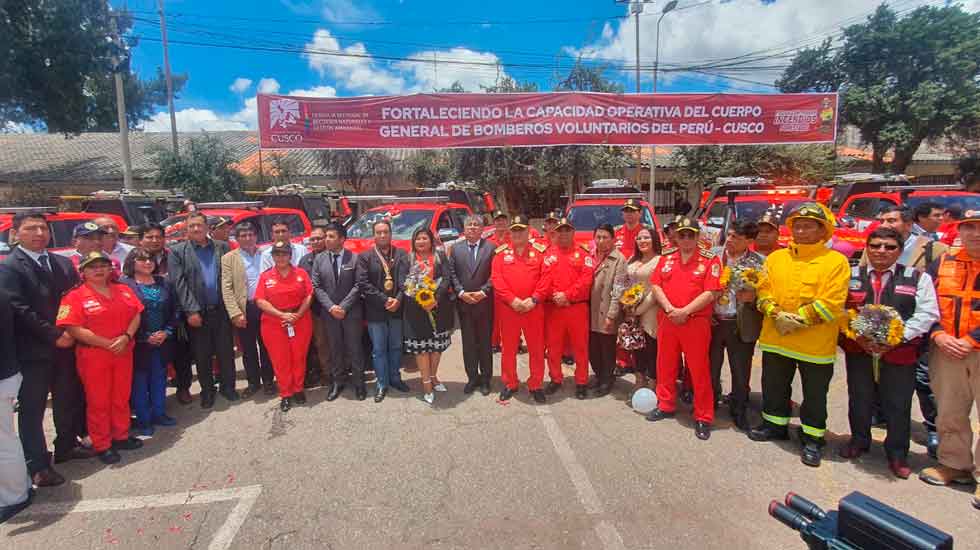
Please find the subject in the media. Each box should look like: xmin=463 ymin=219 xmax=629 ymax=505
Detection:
xmin=270 ymin=240 xmax=292 ymax=254
xmin=544 ymin=211 xmax=560 ymax=223
xmin=492 ymin=210 xmax=509 ymax=221
xmin=78 ymin=250 xmax=112 ymax=269
xmin=958 ymin=209 xmax=980 ymax=225
xmin=675 ymin=217 xmax=701 ymax=233
xmin=73 ymin=222 xmax=106 ymax=238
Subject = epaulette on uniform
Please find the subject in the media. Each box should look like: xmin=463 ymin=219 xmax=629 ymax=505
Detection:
xmin=532 ymin=242 xmax=547 ymax=253
xmin=579 ymin=242 xmax=591 ymax=252
xmin=495 ymin=244 xmax=509 ymax=254
xmin=662 ymin=247 xmax=678 ymax=255
xmin=699 ymin=248 xmax=715 ymax=259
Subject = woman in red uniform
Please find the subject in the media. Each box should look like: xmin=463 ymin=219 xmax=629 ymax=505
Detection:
xmin=255 ymin=241 xmax=314 ymax=412
xmin=57 ymin=251 xmax=144 ymax=464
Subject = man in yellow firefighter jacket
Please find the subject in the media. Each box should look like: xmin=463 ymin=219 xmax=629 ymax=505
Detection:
xmin=747 ymin=203 xmax=850 ymax=468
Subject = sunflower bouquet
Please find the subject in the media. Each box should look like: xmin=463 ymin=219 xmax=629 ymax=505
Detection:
xmin=843 ymin=304 xmax=905 ymax=381
xmin=405 ymin=262 xmax=440 ymax=328
xmin=620 ymin=282 xmax=646 ymax=308
xmin=718 ymin=265 xmax=763 ymax=306
xmin=616 ymin=274 xmax=648 ymax=350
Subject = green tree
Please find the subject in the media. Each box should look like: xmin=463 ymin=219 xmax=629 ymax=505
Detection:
xmin=405 ymin=150 xmax=453 ymax=186
xmin=777 ymin=4 xmax=980 ymax=172
xmin=152 ymin=135 xmax=245 ymax=202
xmin=0 ymin=2 xmax=187 ymax=133
xmin=317 ymin=150 xmax=396 ymax=193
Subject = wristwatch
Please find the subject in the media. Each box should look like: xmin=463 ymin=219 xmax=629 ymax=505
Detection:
xmin=530 ymin=297 xmax=538 ymax=305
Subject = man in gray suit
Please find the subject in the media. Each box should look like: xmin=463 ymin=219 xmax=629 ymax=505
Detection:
xmin=168 ymin=212 xmax=237 ymax=409
xmin=312 ymin=223 xmax=367 ymax=401
xmin=449 ymin=215 xmax=495 ymax=395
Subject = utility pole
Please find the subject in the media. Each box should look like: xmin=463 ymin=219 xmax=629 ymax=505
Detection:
xmin=631 ymin=2 xmax=643 ymax=190
xmin=110 ymin=13 xmax=134 ymax=190
xmin=648 ymin=0 xmax=677 ymax=212
xmin=158 ymin=0 xmax=179 ymax=155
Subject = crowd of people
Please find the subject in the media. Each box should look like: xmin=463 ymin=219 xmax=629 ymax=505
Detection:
xmin=1 ymin=195 xmax=980 ymax=523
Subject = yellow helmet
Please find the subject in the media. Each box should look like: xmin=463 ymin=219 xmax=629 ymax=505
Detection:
xmin=785 ymin=202 xmax=836 ymax=242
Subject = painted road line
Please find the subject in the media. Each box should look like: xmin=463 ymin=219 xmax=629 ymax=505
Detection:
xmin=17 ymin=484 xmax=262 ymax=550
xmin=538 ymin=405 xmax=627 ymax=550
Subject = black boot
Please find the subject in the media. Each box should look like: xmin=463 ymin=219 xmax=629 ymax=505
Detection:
xmin=326 ymin=383 xmax=345 ymax=402
xmin=747 ymin=422 xmax=790 ymax=442
xmin=801 ymin=440 xmax=823 ymax=467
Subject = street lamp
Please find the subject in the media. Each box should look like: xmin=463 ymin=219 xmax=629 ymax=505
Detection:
xmin=649 ymin=0 xmax=677 ymax=212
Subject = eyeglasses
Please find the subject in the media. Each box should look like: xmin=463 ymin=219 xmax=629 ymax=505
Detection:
xmin=867 ymin=243 xmax=899 ymax=251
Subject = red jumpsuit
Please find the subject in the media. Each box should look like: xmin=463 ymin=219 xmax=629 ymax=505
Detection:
xmin=491 ymin=243 xmax=551 ymax=391
xmin=650 ymin=248 xmax=722 ymax=424
xmin=544 ymin=243 xmax=594 ymax=386
xmin=255 ymin=266 xmax=314 ymax=398
xmin=57 ymin=283 xmax=143 ymax=452
xmin=614 ymin=223 xmax=643 ymax=260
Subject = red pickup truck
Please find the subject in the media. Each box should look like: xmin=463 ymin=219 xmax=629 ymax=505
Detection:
xmin=0 ymin=208 xmax=128 ymax=257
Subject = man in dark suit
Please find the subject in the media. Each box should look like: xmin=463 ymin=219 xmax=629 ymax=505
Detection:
xmin=299 ymin=226 xmax=330 ymax=388
xmin=168 ymin=211 xmax=238 ymax=408
xmin=312 ymin=223 xmax=366 ymax=401
xmin=449 ymin=215 xmax=495 ymax=395
xmin=356 ymin=219 xmax=410 ymax=403
xmin=0 ymin=212 xmax=92 ymax=488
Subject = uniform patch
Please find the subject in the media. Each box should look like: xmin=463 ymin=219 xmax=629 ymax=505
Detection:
xmin=529 ymin=251 xmax=536 ymax=258
xmin=849 ymin=280 xmax=863 ymax=290
xmin=711 ymin=263 xmax=720 ymax=277
xmin=584 ymin=256 xmax=594 ymax=268
xmin=894 ymin=285 xmax=916 ymax=296
xmin=504 ymin=254 xmax=514 ymax=264
xmin=57 ymin=305 xmax=70 ymax=321
xmin=266 ymin=279 xmax=277 ymax=287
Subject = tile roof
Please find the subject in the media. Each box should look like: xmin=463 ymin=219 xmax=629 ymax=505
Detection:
xmin=0 ymin=131 xmax=417 ymax=184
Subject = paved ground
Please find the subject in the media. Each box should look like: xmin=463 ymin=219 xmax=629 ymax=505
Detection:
xmin=3 ymin=335 xmax=978 ymax=549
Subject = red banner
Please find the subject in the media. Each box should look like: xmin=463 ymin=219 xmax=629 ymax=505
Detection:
xmin=257 ymin=92 xmax=838 ymax=149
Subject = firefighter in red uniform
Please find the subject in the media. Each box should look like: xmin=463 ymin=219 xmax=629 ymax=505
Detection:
xmin=543 ymin=217 xmax=595 ymax=399
xmin=486 ymin=211 xmax=511 ymax=352
xmin=57 ymin=251 xmax=144 ymax=464
xmin=255 ymin=241 xmax=314 ymax=412
xmin=646 ymin=217 xmax=723 ymax=441
xmin=615 ymin=199 xmax=644 ymax=259
xmin=539 ymin=211 xmax=560 ymax=249
xmin=491 ymin=215 xmax=551 ymax=403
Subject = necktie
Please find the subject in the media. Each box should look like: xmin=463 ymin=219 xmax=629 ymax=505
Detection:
xmin=871 ymin=270 xmax=885 ymax=303
xmin=470 ymin=243 xmax=479 ymax=263
xmin=332 ymin=253 xmax=340 ymax=279
xmin=38 ymin=254 xmax=51 ymax=273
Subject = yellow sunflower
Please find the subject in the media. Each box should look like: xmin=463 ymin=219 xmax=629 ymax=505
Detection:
xmin=620 ymin=283 xmax=644 ymax=307
xmin=416 ymin=288 xmax=436 ymax=309
xmin=887 ymin=318 xmax=904 ymax=347
xmin=842 ymin=309 xmax=858 ymax=340
xmin=719 ymin=266 xmax=732 ymax=288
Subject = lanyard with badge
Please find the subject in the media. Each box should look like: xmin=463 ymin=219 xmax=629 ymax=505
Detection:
xmin=375 ymin=246 xmax=395 ymax=293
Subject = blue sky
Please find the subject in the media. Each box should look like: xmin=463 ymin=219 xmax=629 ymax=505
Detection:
xmin=115 ymin=0 xmax=977 ymax=132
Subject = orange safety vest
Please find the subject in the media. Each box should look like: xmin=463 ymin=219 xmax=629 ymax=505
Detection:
xmin=933 ymin=249 xmax=980 ymax=346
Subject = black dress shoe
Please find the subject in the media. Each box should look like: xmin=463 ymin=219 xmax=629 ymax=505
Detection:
xmin=220 ymin=389 xmax=240 ymax=402
xmin=263 ymin=384 xmax=277 ymax=396
xmin=32 ymin=468 xmax=65 ymax=487
xmin=98 ymin=449 xmax=121 ymax=465
xmin=562 ymin=355 xmax=575 ymax=366
xmin=499 ymin=386 xmax=517 ymax=401
xmin=480 ymin=382 xmax=491 ymax=396
xmin=240 ymin=385 xmax=261 ymax=399
xmin=531 ymin=390 xmax=546 ymax=404
xmin=354 ymin=386 xmax=367 ymax=401
xmin=326 ymin=383 xmax=345 ymax=402
xmin=593 ymin=383 xmax=612 ymax=398
xmin=680 ymin=389 xmax=694 ymax=404
xmin=545 ymin=381 xmax=562 ymax=395
xmin=54 ymin=445 xmax=97 ymax=464
xmin=280 ymin=398 xmax=292 ymax=412
xmin=389 ymin=380 xmax=410 ymax=393
xmin=645 ymin=408 xmax=676 ymax=422
xmin=801 ymin=442 xmax=822 ymax=467
xmin=463 ymin=381 xmax=477 ymax=394
xmin=695 ymin=422 xmax=711 ymax=440
xmin=747 ymin=423 xmax=790 ymax=442
xmin=112 ymin=437 xmax=144 ymax=451
xmin=733 ymin=411 xmax=751 ymax=432
xmin=374 ymin=387 xmax=387 ymax=403
xmin=575 ymin=386 xmax=587 ymax=400
xmin=293 ymin=391 xmax=307 ymax=405
xmin=200 ymin=391 xmax=216 ymax=409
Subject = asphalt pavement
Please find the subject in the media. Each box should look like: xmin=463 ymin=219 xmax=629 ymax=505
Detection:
xmin=3 ymin=335 xmax=978 ymax=549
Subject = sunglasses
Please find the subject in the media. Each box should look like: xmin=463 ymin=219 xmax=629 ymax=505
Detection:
xmin=867 ymin=243 xmax=899 ymax=251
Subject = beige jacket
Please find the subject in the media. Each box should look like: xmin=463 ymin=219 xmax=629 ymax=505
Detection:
xmin=590 ymin=249 xmax=628 ymax=334
xmin=627 ymin=256 xmax=661 ymax=338
xmin=221 ymin=248 xmax=250 ymax=320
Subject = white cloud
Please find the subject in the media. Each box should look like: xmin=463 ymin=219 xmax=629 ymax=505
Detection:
xmin=320 ymin=0 xmax=379 ymax=24
xmin=396 ymin=48 xmax=509 ymax=93
xmin=287 ymin=85 xmax=338 ymax=97
xmin=142 ymin=109 xmax=249 ymax=132
xmin=304 ymin=29 xmax=406 ymax=94
xmin=571 ymin=0 xmax=977 ymax=91
xmin=257 ymin=78 xmax=281 ymax=94
xmin=228 ymin=77 xmax=253 ymax=94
